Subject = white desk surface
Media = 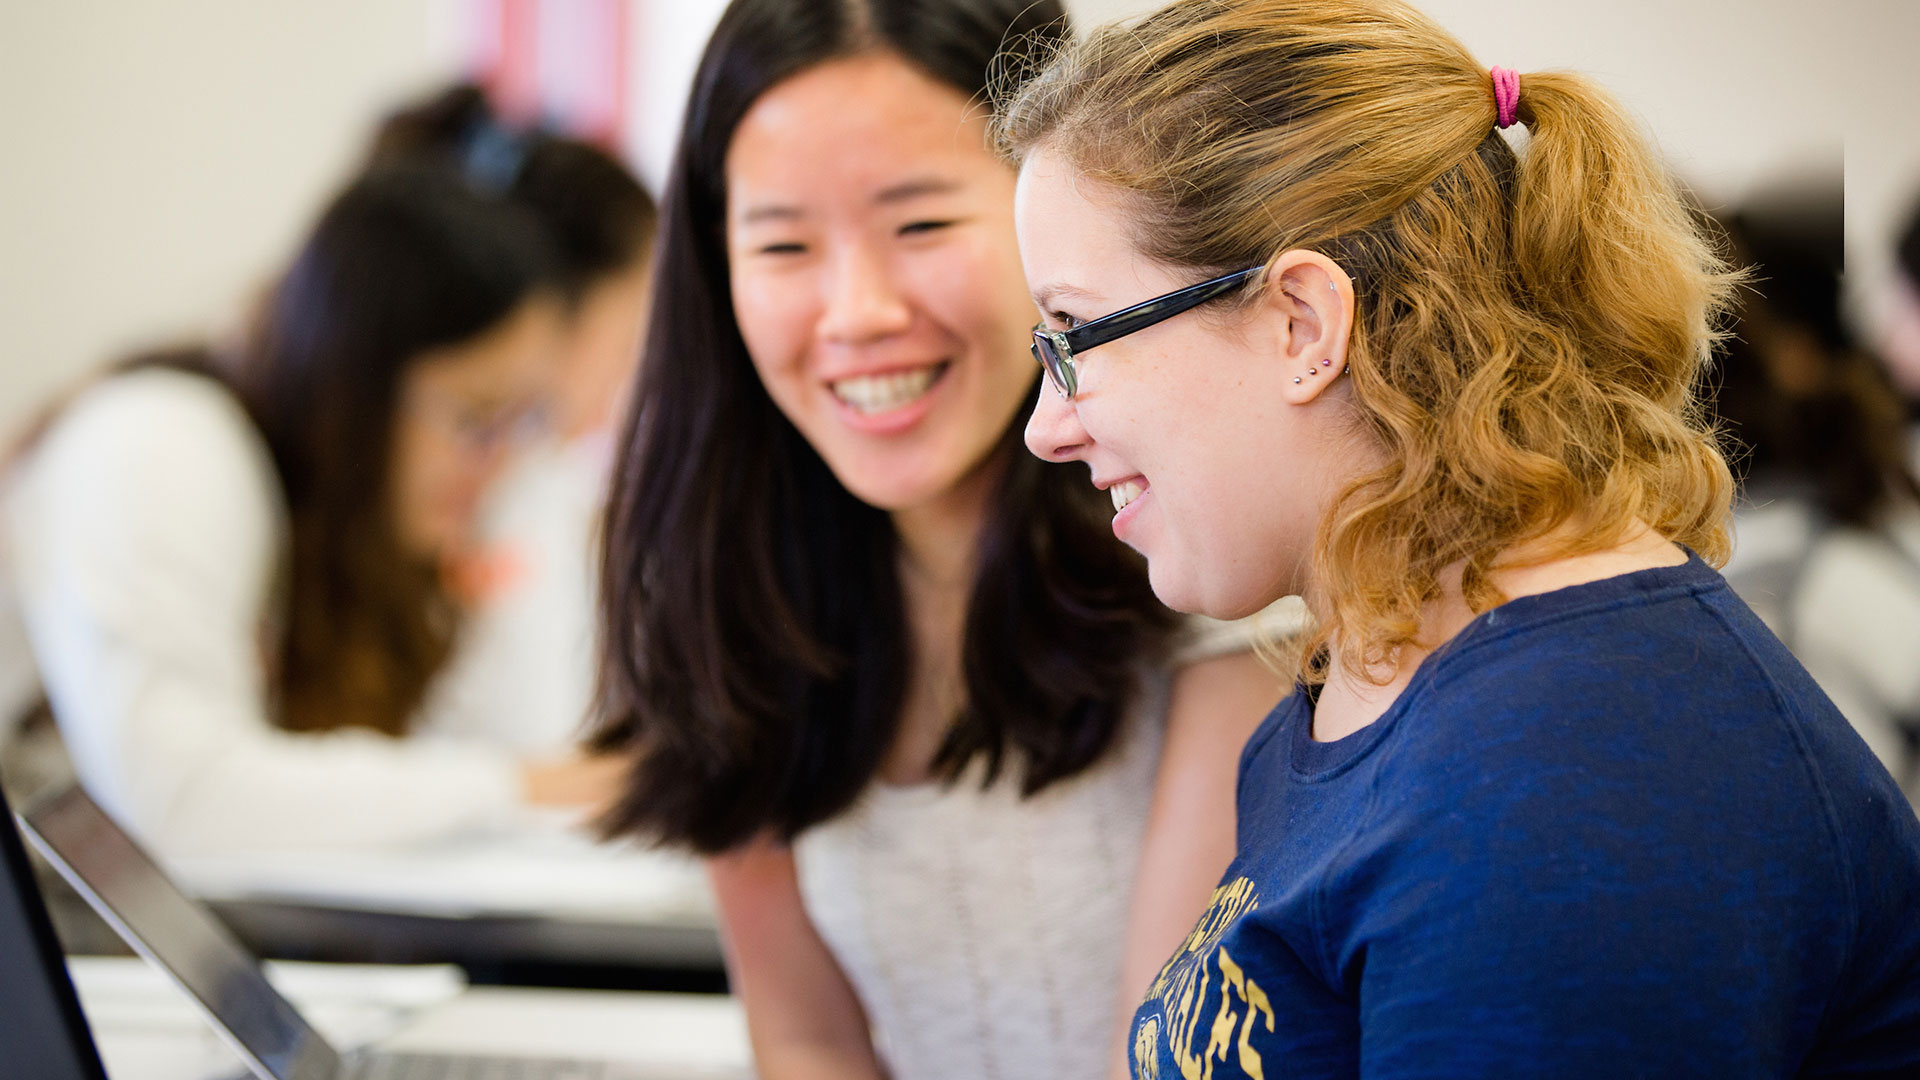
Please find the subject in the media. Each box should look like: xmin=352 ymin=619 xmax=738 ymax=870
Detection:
xmin=167 ymin=814 xmax=714 ymax=925
xmin=69 ymin=957 xmax=752 ymax=1080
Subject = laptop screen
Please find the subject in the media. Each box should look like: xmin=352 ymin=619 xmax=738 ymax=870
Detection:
xmin=19 ymin=784 xmax=340 ymax=1080
xmin=0 ymin=782 xmax=110 ymax=1080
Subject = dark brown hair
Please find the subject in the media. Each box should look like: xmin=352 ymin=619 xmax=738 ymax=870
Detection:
xmin=586 ymin=0 xmax=1176 ymax=854
xmin=369 ymin=84 xmax=657 ymax=303
xmin=1712 ymin=194 xmax=1920 ymax=527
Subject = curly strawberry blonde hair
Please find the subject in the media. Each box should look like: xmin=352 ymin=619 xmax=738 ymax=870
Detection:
xmin=993 ymin=0 xmax=1739 ymax=683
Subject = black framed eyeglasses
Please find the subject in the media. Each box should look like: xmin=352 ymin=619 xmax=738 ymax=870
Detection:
xmin=1030 ymin=266 xmax=1262 ymax=399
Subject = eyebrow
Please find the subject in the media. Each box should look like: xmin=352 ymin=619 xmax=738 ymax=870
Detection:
xmin=736 ymin=176 xmax=964 ymax=226
xmin=739 ymin=203 xmax=804 ymax=225
xmin=1031 ymin=282 xmax=1103 ymax=310
xmin=873 ymin=176 xmax=963 ymax=205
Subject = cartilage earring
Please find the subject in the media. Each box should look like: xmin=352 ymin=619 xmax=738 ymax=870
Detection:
xmin=1322 ymin=359 xmax=1332 ymax=366
xmin=1293 ymin=377 xmax=1302 ymax=384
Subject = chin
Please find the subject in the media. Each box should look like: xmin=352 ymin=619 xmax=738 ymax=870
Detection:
xmin=832 ymin=469 xmax=949 ymax=514
xmin=1145 ymin=559 xmax=1214 ymax=617
xmin=1149 ymin=558 xmax=1280 ymax=621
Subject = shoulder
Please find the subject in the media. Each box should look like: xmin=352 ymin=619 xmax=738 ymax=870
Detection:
xmin=41 ymin=367 xmax=261 ymax=468
xmin=1375 ymin=569 xmax=1852 ymax=832
xmin=1421 ymin=564 xmax=1790 ymax=726
xmin=13 ymin=368 xmax=283 ymax=567
xmin=27 ymin=368 xmax=277 ymax=513
xmin=1358 ymin=567 xmax=1920 ymax=906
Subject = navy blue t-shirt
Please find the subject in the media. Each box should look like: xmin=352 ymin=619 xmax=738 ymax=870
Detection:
xmin=1130 ymin=554 xmax=1920 ymax=1078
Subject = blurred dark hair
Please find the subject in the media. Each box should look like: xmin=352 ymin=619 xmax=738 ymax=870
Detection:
xmin=585 ymin=0 xmax=1175 ymax=854
xmin=109 ymin=167 xmax=558 ymax=738
xmin=1712 ymin=193 xmax=1920 ymax=527
xmin=1899 ymin=193 xmax=1920 ymax=287
xmin=369 ymin=85 xmax=656 ymax=303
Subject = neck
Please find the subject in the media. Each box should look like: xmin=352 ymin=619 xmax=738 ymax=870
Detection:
xmin=890 ymin=451 xmax=1005 ymax=597
xmin=877 ymin=452 xmax=1007 ymax=784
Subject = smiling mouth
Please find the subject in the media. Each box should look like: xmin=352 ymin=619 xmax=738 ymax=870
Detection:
xmin=829 ymin=362 xmax=950 ymax=415
xmin=1110 ymin=478 xmax=1146 ymax=514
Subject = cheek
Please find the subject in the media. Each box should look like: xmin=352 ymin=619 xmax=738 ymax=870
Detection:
xmin=904 ymin=233 xmax=1025 ymax=349
xmin=385 ymin=423 xmax=448 ymax=550
xmin=731 ymin=267 xmax=816 ymax=378
xmin=1102 ymin=347 xmax=1300 ymax=602
xmin=387 ymin=418 xmax=433 ymax=500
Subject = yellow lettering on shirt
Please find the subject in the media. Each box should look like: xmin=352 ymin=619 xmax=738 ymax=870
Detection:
xmin=1133 ymin=1016 xmax=1162 ymax=1080
xmin=1216 ymin=948 xmax=1274 ymax=1080
xmin=1135 ymin=877 xmax=1268 ymax=1080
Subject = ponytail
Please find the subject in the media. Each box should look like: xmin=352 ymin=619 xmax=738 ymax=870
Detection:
xmin=1510 ymin=71 xmax=1736 ymax=412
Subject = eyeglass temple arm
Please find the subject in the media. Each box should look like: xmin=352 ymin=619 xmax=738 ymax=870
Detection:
xmin=1064 ymin=267 xmax=1262 ymax=352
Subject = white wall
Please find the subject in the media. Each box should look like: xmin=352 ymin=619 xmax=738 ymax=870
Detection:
xmin=3 ymin=0 xmax=1914 ymax=440
xmin=0 ymin=0 xmax=460 ymax=437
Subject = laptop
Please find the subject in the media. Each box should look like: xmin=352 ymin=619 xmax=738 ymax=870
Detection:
xmin=13 ymin=782 xmax=679 ymax=1080
xmin=0 ymin=778 xmax=111 ymax=1080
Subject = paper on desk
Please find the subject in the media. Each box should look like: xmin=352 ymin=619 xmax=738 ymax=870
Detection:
xmin=168 ymin=816 xmax=712 ymax=923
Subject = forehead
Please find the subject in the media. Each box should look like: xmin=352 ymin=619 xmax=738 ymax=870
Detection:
xmin=725 ymin=53 xmax=997 ymax=211
xmin=413 ymin=300 xmax=558 ymax=398
xmin=1013 ymin=148 xmax=1148 ymax=302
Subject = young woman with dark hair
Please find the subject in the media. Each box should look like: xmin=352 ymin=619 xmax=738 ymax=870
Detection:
xmin=364 ymin=85 xmax=662 ymax=753
xmin=584 ymin=1 xmax=1285 ymax=1076
xmin=1883 ymin=195 xmax=1920 ymax=407
xmin=4 ymin=165 xmax=599 ymax=855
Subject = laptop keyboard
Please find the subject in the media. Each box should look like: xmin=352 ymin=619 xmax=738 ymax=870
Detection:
xmin=347 ymin=1053 xmax=653 ymax=1080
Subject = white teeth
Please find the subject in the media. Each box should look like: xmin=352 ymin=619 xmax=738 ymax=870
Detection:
xmin=831 ymin=364 xmax=944 ymax=415
xmin=1110 ymin=479 xmax=1146 ymax=514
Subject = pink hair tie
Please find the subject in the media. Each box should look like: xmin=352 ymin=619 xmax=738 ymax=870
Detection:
xmin=1490 ymin=66 xmax=1521 ymax=129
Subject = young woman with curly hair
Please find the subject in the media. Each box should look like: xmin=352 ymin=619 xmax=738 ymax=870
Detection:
xmin=998 ymin=0 xmax=1920 ymax=1074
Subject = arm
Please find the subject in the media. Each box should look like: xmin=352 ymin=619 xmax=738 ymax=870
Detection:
xmin=1110 ymin=650 xmax=1283 ymax=1079
xmin=9 ymin=374 xmax=522 ymax=856
xmin=706 ymin=839 xmax=887 ymax=1080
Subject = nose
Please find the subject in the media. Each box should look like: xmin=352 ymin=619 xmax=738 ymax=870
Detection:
xmin=817 ymin=243 xmax=912 ymax=345
xmin=1024 ymin=378 xmax=1092 ymax=463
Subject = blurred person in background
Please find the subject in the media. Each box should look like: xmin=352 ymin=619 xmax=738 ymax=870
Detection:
xmin=2 ymin=164 xmax=612 ymax=857
xmin=1715 ymin=188 xmax=1920 ymax=805
xmin=1883 ymin=195 xmax=1920 ymax=460
xmin=368 ymin=86 xmax=659 ymax=754
xmin=585 ymin=0 xmax=1285 ymax=1077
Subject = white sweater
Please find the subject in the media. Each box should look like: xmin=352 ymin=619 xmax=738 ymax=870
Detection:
xmin=3 ymin=369 xmax=521 ymax=857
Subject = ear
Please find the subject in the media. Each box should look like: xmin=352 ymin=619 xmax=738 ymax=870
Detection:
xmin=1259 ymin=250 xmax=1355 ymax=405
